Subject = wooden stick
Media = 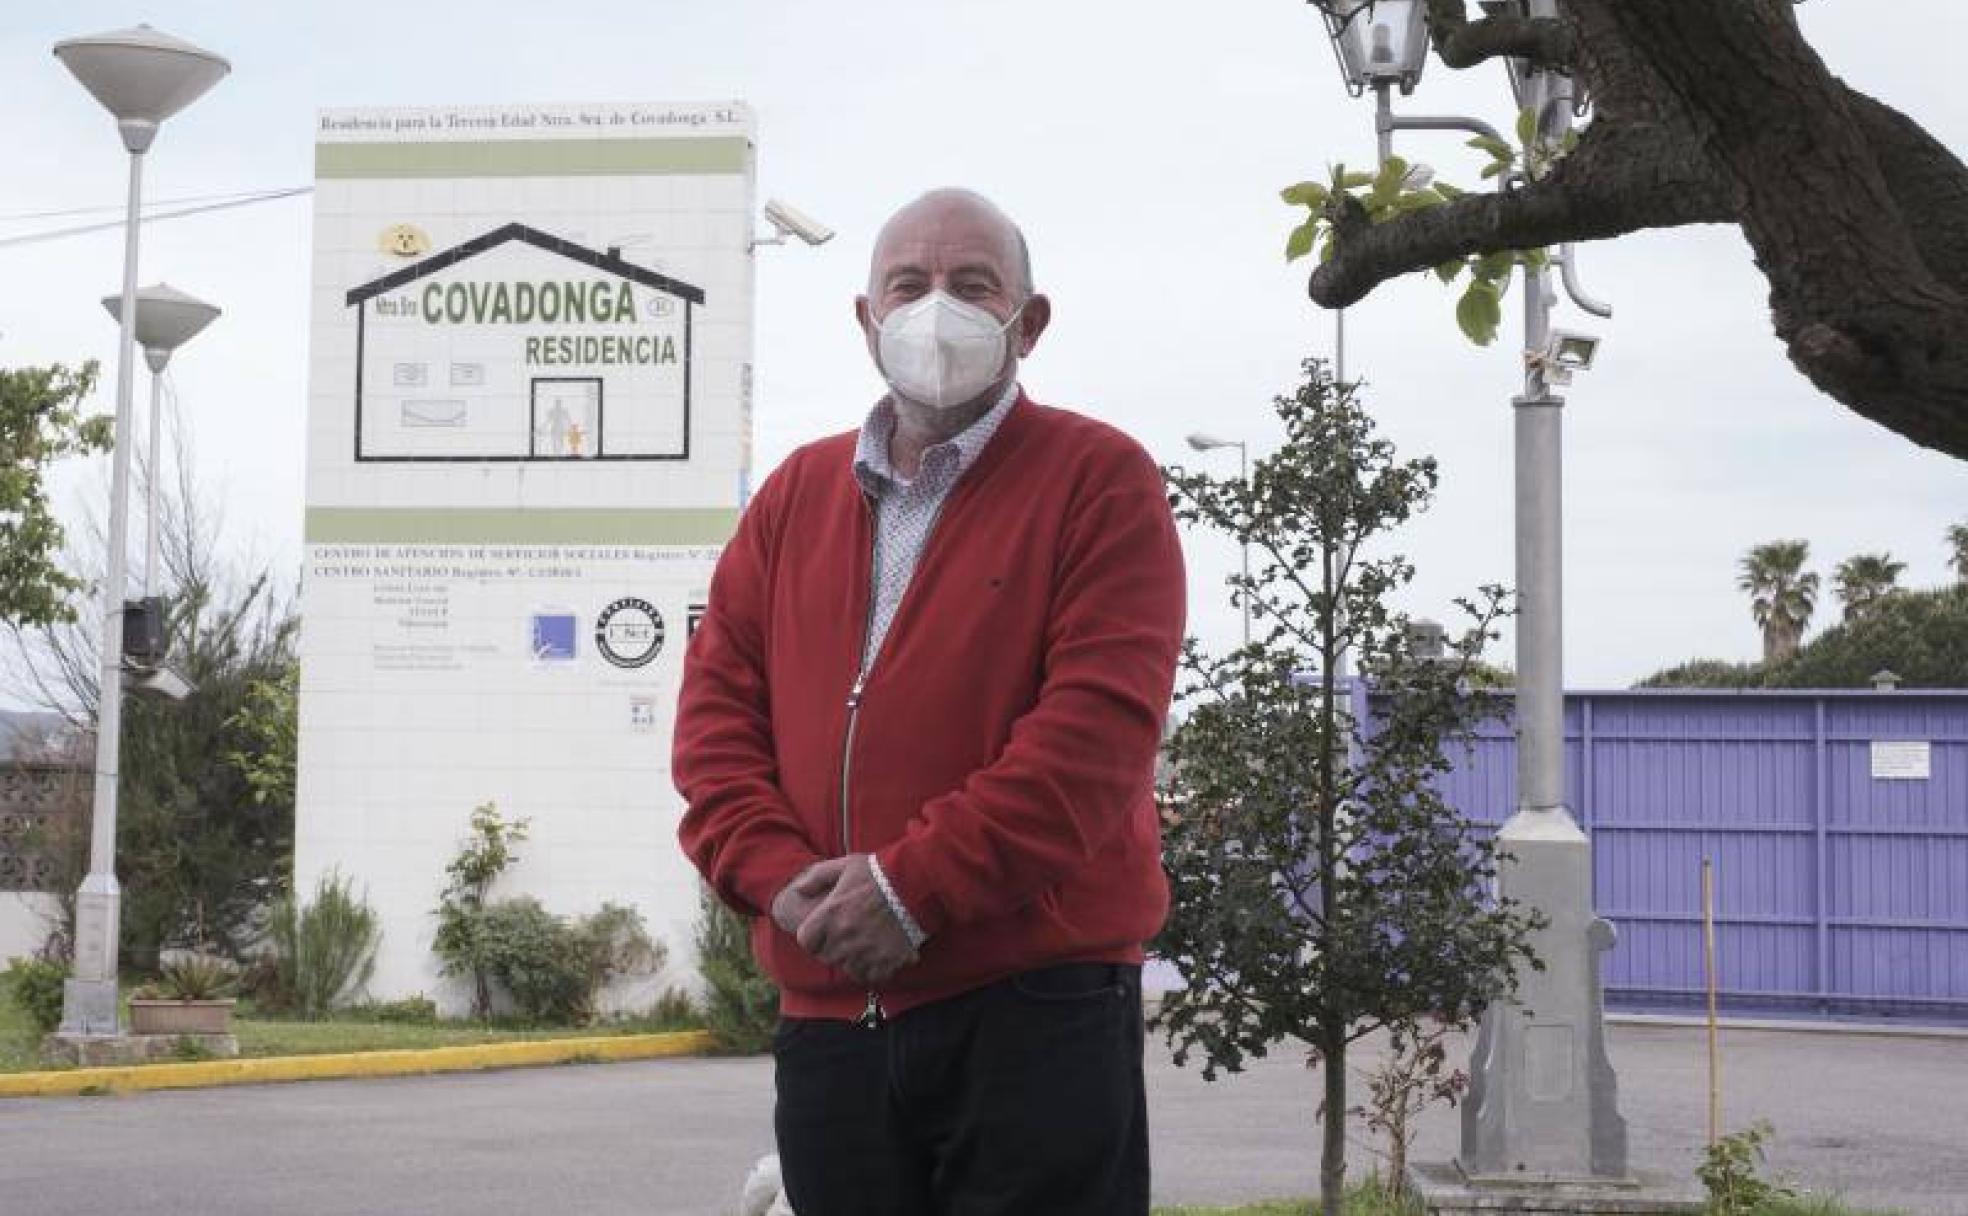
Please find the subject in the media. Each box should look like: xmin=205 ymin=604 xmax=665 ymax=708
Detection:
xmin=1703 ymin=855 xmax=1720 ymax=1146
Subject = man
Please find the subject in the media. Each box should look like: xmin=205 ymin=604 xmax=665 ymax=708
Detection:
xmin=675 ymin=188 xmax=1185 ymax=1215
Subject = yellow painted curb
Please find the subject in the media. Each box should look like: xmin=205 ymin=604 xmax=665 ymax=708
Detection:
xmin=0 ymin=1030 xmax=718 ymax=1099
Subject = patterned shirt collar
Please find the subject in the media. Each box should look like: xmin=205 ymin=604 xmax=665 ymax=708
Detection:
xmin=852 ymin=380 xmax=1020 ymax=496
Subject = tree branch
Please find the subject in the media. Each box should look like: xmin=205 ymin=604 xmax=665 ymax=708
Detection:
xmin=1308 ymin=116 xmax=1732 ymax=310
xmin=1423 ymin=0 xmax=1574 ymax=70
xmin=1302 ymin=0 xmax=1968 ymax=458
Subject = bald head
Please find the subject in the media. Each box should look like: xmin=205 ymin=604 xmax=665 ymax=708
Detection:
xmin=867 ymin=188 xmax=1034 ymax=302
xmin=855 ymin=187 xmax=1052 ymax=439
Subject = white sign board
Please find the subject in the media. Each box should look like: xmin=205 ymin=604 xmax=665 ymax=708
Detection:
xmin=1870 ymin=741 xmax=1932 ymax=781
xmin=295 ymin=102 xmax=755 ymax=1012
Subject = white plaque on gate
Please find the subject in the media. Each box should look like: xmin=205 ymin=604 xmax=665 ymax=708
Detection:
xmin=1870 ymin=741 xmax=1931 ymax=781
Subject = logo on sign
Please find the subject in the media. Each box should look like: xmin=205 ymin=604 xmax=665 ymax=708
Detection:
xmin=595 ymin=598 xmax=664 ymax=669
xmin=530 ymin=611 xmax=578 ymax=662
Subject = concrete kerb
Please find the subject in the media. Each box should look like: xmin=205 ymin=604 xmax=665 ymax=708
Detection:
xmin=0 ymin=1029 xmax=717 ymax=1099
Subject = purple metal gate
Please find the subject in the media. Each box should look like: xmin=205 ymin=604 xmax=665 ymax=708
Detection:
xmin=1370 ymin=688 xmax=1968 ymax=1024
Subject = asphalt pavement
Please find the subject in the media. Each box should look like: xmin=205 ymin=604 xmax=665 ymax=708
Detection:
xmin=1 ymin=1020 xmax=1963 ymax=1215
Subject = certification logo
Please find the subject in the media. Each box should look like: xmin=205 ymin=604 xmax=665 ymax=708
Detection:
xmin=595 ymin=598 xmax=665 ymax=669
xmin=530 ymin=610 xmax=579 ymax=662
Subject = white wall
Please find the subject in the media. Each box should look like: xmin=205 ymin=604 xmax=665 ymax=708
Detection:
xmin=0 ymin=893 xmax=60 ymax=964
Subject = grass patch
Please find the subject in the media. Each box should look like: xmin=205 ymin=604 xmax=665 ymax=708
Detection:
xmin=1749 ymin=1199 xmax=1908 ymax=1216
xmin=0 ymin=971 xmax=705 ymax=1073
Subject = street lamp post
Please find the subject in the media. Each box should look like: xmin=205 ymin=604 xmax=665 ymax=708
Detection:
xmin=1186 ymin=433 xmax=1251 ymax=647
xmin=103 ymin=284 xmax=222 ymax=597
xmin=1313 ymin=1 xmax=1676 ymax=1204
xmin=53 ymin=24 xmax=228 ymax=1040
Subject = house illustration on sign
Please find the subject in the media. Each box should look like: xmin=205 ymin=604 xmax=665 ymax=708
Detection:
xmin=344 ymin=222 xmax=707 ymax=462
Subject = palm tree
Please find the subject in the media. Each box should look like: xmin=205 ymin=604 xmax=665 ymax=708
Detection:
xmin=1948 ymin=522 xmax=1968 ymax=584
xmin=1834 ymin=552 xmax=1906 ymax=621
xmin=1738 ymin=540 xmax=1818 ymax=664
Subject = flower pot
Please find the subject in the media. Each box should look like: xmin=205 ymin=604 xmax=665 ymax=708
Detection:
xmin=128 ymin=998 xmax=236 ymax=1036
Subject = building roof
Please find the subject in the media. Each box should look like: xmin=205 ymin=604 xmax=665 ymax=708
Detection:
xmin=345 ymin=222 xmax=707 ymax=307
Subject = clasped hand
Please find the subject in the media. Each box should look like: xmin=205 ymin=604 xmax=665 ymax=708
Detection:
xmin=771 ymin=855 xmax=918 ymax=985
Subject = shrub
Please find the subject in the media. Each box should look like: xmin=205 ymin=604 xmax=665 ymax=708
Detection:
xmin=695 ymin=888 xmax=777 ymax=1054
xmin=1636 ymin=658 xmax=1768 ymax=689
xmin=263 ymin=871 xmax=382 ymax=1018
xmin=1698 ymin=1121 xmax=1795 ymax=1216
xmin=4 ymin=957 xmax=68 ymax=1034
xmin=339 ymin=995 xmax=439 ymax=1025
xmin=641 ymin=986 xmax=703 ymax=1030
xmin=143 ymin=954 xmax=239 ymax=1001
xmin=476 ymin=897 xmax=662 ymax=1025
xmin=432 ymin=803 xmax=529 ymax=1019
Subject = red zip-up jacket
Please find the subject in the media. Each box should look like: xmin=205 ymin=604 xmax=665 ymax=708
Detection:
xmin=674 ymin=393 xmax=1185 ymax=1020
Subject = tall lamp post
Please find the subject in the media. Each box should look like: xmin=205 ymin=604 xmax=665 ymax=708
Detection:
xmin=102 ymin=284 xmax=222 ymax=598
xmin=53 ymin=25 xmax=228 ymax=1040
xmin=1186 ymin=432 xmax=1251 ymax=647
xmin=1312 ymin=2 xmax=1683 ymax=1207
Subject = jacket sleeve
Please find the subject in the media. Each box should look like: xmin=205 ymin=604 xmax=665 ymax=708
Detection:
xmin=674 ymin=468 xmax=822 ymax=917
xmin=874 ymin=439 xmax=1185 ymax=936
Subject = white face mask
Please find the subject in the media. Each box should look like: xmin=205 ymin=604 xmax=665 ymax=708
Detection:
xmin=874 ymin=290 xmax=1021 ymax=411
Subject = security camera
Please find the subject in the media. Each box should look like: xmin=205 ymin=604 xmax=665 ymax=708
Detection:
xmin=761 ymin=199 xmax=834 ymax=247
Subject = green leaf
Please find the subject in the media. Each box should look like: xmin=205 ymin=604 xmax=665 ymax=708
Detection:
xmin=1472 ymin=251 xmax=1516 ymax=281
xmin=1434 ymin=181 xmax=1467 ymax=200
xmin=1467 ymin=135 xmax=1515 ymax=163
xmin=1434 ymin=259 xmax=1466 ymax=284
xmin=1456 ymin=281 xmax=1504 ymax=346
xmin=1479 ymin=162 xmax=1507 ymax=181
xmin=1515 ymin=106 xmax=1538 ymax=148
xmin=1285 ymin=218 xmax=1320 ymax=262
xmin=1281 ymin=180 xmax=1330 ymax=208
xmin=1368 ymin=156 xmax=1410 ymax=207
xmin=1340 ymin=171 xmax=1377 ymax=189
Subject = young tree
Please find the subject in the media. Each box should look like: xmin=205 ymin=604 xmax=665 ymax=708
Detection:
xmin=1294 ymin=1 xmax=1968 ymax=460
xmin=7 ymin=429 xmax=298 ymax=965
xmin=1737 ymin=541 xmax=1818 ymax=664
xmin=1157 ymin=360 xmax=1540 ymax=1216
xmin=1946 ymin=522 xmax=1968 ymax=584
xmin=0 ymin=362 xmax=114 ymax=627
xmin=1832 ymin=551 xmax=1906 ymax=621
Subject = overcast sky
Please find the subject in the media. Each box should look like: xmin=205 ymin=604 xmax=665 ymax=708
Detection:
xmin=2 ymin=1 xmax=1963 ymax=688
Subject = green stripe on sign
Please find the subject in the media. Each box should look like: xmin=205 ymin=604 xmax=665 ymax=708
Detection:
xmin=304 ymin=507 xmax=739 ymax=545
xmin=315 ymin=136 xmax=751 ymax=179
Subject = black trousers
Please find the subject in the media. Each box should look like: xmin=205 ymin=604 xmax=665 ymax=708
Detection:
xmin=773 ymin=962 xmax=1150 ymax=1216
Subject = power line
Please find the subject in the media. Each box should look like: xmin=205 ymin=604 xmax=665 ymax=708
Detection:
xmin=0 ymin=187 xmax=313 ymax=251
xmin=0 ymin=185 xmax=311 ymax=224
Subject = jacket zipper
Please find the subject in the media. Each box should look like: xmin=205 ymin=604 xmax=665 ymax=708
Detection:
xmin=845 ymin=492 xmax=885 ymax=1030
xmin=842 ymin=469 xmax=966 ymax=1030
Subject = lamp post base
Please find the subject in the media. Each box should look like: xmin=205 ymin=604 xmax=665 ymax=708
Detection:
xmin=59 ymin=876 xmax=123 ymax=1037
xmin=56 ymin=978 xmax=121 ymax=1038
xmin=1461 ymin=819 xmax=1627 ymax=1179
xmin=1407 ymin=1161 xmax=1701 ymax=1216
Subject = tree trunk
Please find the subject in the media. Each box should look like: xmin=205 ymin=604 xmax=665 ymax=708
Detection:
xmin=1321 ymin=1029 xmax=1348 ymax=1216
